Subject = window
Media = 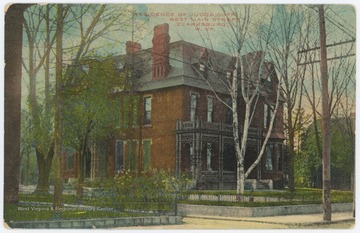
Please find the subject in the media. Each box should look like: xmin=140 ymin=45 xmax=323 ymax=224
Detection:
xmin=225 ymin=98 xmax=233 ymax=124
xmin=189 ymin=143 xmax=194 ymax=173
xmin=133 ymin=96 xmax=139 ymax=126
xmin=115 ymin=140 xmax=124 ymax=174
xmin=181 ymin=143 xmax=194 ymax=174
xmin=265 ymin=144 xmax=273 ymax=171
xmin=125 ymin=140 xmax=138 ymax=171
xmin=264 ymin=103 xmax=275 ymax=129
xmin=66 ymin=153 xmax=74 ymax=170
xmin=226 ymin=71 xmax=232 ymax=79
xmin=264 ymin=104 xmax=268 ymax=128
xmin=207 ymin=96 xmax=213 ymax=123
xmin=198 ymin=63 xmax=208 ymax=78
xmin=223 ymin=144 xmax=236 ymax=171
xmin=143 ymin=140 xmax=151 ymax=171
xmin=270 ymin=104 xmax=274 ymax=125
xmin=144 ymin=96 xmax=151 ymax=125
xmin=277 ymin=143 xmax=282 ymax=171
xmin=123 ymin=97 xmax=130 ymax=128
xmin=266 ymin=72 xmax=271 ymax=82
xmin=208 ymin=58 xmax=214 ymax=69
xmin=206 ymin=143 xmax=212 ymax=171
xmin=190 ymin=94 xmax=197 ymax=121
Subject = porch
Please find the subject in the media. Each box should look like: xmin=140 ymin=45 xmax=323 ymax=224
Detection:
xmin=196 ymin=171 xmax=274 ymax=190
xmin=175 ymin=120 xmax=285 ymax=190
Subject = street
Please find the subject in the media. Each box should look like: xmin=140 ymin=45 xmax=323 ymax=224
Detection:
xmin=119 ymin=217 xmax=288 ymax=229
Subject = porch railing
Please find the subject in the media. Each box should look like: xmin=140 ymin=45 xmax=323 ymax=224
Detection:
xmin=199 ymin=171 xmax=238 ymax=181
xmin=176 ymin=120 xmax=261 ymax=137
xmin=200 ymin=171 xmax=219 ymax=179
xmin=222 ymin=171 xmax=236 ymax=180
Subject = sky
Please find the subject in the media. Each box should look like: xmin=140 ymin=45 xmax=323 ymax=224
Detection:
xmin=97 ymin=3 xmax=356 ymax=56
xmin=0 ymin=1 xmax=357 ymax=115
xmin=13 ymin=2 xmax=356 ymax=112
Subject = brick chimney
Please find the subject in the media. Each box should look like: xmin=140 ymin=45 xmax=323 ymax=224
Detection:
xmin=152 ymin=23 xmax=171 ymax=80
xmin=126 ymin=41 xmax=141 ymax=54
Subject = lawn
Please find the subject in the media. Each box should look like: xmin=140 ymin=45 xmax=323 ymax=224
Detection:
xmin=3 ymin=203 xmax=143 ymax=222
xmin=4 ymin=191 xmax=176 ymax=222
xmin=4 ymin=188 xmax=353 ymax=222
xmin=186 ymin=188 xmax=353 ymax=204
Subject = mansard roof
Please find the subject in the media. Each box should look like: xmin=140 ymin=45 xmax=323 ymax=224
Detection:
xmin=108 ymin=39 xmax=280 ymax=96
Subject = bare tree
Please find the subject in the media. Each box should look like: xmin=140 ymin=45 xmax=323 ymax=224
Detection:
xmin=194 ymin=5 xmax=282 ymax=194
xmin=21 ymin=4 xmax=137 ymax=195
xmin=300 ymin=6 xmax=356 ymax=189
xmin=22 ymin=5 xmax=57 ymax=193
xmin=267 ymin=5 xmax=307 ymax=192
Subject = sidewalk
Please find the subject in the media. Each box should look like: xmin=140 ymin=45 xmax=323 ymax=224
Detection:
xmin=119 ymin=212 xmax=355 ymax=229
xmin=187 ymin=211 xmax=355 ymax=227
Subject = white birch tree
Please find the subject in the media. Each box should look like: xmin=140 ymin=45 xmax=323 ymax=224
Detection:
xmin=194 ymin=5 xmax=283 ymax=194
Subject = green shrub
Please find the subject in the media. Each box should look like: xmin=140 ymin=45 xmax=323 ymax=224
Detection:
xmin=93 ymin=169 xmax=193 ymax=211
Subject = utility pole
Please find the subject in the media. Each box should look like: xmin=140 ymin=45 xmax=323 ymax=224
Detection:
xmin=297 ymin=5 xmax=355 ymax=221
xmin=297 ymin=39 xmax=355 ymax=66
xmin=53 ymin=4 xmax=64 ymax=218
xmin=318 ymin=4 xmax=331 ymax=222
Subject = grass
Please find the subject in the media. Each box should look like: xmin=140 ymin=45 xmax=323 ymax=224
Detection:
xmin=4 ymin=193 xmax=167 ymax=222
xmin=6 ymin=188 xmax=352 ymax=222
xmin=187 ymin=188 xmax=353 ymax=203
xmin=19 ymin=193 xmax=78 ymax=204
xmin=179 ymin=200 xmax=320 ymax=207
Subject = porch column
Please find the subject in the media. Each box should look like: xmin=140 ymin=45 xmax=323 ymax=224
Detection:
xmin=257 ymin=134 xmax=262 ymax=180
xmin=191 ymin=134 xmax=196 ymax=178
xmin=194 ymin=131 xmax=201 ymax=180
xmin=175 ymin=131 xmax=181 ymax=176
xmin=219 ymin=134 xmax=223 ymax=189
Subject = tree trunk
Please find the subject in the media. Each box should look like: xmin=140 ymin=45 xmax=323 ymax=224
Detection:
xmin=231 ymin=56 xmax=246 ymax=195
xmin=76 ymin=148 xmax=85 ymax=197
xmin=236 ymin=99 xmax=251 ymax=194
xmin=76 ymin=120 xmax=94 ymax=197
xmin=53 ymin=4 xmax=64 ymax=213
xmin=34 ymin=146 xmax=54 ymax=194
xmin=4 ymin=4 xmax=29 ymax=204
xmin=236 ymin=160 xmax=245 ymax=196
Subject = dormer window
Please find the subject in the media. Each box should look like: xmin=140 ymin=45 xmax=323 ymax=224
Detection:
xmin=199 ymin=63 xmax=206 ymax=72
xmin=207 ymin=96 xmax=213 ymax=123
xmin=266 ymin=73 xmax=271 ymax=82
xmin=226 ymin=71 xmax=232 ymax=79
xmin=207 ymin=58 xmax=214 ymax=70
xmin=190 ymin=93 xmax=198 ymax=121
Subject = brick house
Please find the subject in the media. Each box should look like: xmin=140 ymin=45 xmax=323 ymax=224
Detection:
xmin=62 ymin=23 xmax=286 ymax=189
